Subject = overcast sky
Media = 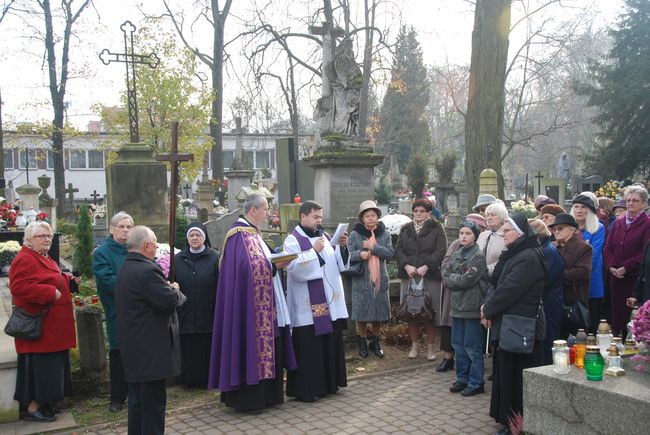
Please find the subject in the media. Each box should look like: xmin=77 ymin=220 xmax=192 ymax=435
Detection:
xmin=0 ymin=0 xmax=624 ymax=131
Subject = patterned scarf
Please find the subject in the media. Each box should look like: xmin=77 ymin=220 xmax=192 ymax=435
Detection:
xmin=366 ymin=225 xmax=381 ymax=293
xmin=413 ymin=219 xmax=426 ymax=234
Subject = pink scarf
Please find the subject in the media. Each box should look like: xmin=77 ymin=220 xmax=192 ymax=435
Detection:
xmin=366 ymin=226 xmax=381 ymax=293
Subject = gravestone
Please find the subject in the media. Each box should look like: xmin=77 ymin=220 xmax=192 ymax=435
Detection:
xmin=196 ymin=152 xmax=215 ymax=215
xmin=106 ymin=143 xmax=169 ymax=241
xmin=479 ymin=168 xmax=499 ymax=197
xmin=234 ymin=184 xmax=274 ymax=211
xmin=15 ymin=183 xmax=41 ymax=213
xmin=533 ymin=170 xmax=567 ymax=205
xmin=276 ymin=138 xmax=314 ymax=204
xmin=204 ymin=210 xmax=240 ymax=252
xmin=577 ymin=175 xmax=603 ymax=195
xmin=279 ymin=203 xmax=301 ymax=234
xmin=75 ymin=305 xmax=105 ymax=377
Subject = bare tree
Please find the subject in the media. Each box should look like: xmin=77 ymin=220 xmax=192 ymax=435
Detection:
xmin=161 ymin=0 xmax=232 ymax=182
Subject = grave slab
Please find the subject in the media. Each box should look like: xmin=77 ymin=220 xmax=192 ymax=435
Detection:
xmin=523 ymin=364 xmax=650 ymax=435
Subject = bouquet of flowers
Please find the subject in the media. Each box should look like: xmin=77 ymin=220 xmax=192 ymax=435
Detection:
xmin=0 ymin=240 xmax=21 ymax=268
xmin=595 ymin=180 xmax=623 ymax=200
xmin=0 ymin=202 xmax=17 ymax=227
xmin=154 ymin=243 xmax=180 ymax=279
xmin=631 ymin=300 xmax=650 ymax=372
xmin=510 ymin=200 xmax=538 ymax=218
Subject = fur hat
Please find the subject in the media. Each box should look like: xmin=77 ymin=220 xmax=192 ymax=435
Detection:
xmin=539 ymin=204 xmax=565 ymax=217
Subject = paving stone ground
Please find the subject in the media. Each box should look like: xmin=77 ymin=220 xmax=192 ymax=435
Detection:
xmin=78 ymin=362 xmax=500 ymax=435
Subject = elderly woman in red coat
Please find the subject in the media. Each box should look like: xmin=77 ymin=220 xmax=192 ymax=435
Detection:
xmin=604 ymin=185 xmax=650 ymax=337
xmin=9 ymin=221 xmax=78 ymax=423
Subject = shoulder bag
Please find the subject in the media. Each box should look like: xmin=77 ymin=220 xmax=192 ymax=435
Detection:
xmin=396 ymin=277 xmax=435 ymax=323
xmin=341 ymin=251 xmax=366 ymax=277
xmin=562 ymin=282 xmax=589 ymax=331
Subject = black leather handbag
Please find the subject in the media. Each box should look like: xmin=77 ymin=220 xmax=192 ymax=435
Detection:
xmin=4 ymin=306 xmax=48 ymax=341
xmin=341 ymin=259 xmax=366 ymax=277
xmin=563 ymin=283 xmax=589 ymax=331
xmin=499 ymin=313 xmax=536 ymax=354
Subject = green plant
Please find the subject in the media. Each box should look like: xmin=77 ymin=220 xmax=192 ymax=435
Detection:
xmin=406 ymin=151 xmax=429 ymax=198
xmin=375 ymin=175 xmax=393 ymax=204
xmin=175 ymin=205 xmax=189 ymax=250
xmin=73 ymin=204 xmax=94 ymax=278
xmin=57 ymin=218 xmax=77 ymax=236
xmin=433 ymin=149 xmax=458 ymax=182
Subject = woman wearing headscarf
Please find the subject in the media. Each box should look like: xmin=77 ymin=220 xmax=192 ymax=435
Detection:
xmin=174 ymin=222 xmax=220 ymax=387
xmin=348 ymin=200 xmax=394 ymax=358
xmin=395 ymin=198 xmax=448 ymax=360
xmin=604 ymin=185 xmax=650 ymax=337
xmin=529 ymin=219 xmax=565 ymax=365
xmin=481 ymin=214 xmax=546 ymax=435
xmin=571 ymin=194 xmax=606 ymax=332
xmin=477 ymin=202 xmax=508 ymax=277
xmin=10 ymin=222 xmax=78 ymax=422
xmin=550 ymin=213 xmax=593 ymax=337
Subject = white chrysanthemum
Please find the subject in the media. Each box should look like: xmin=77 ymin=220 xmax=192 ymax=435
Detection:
xmin=380 ymin=214 xmax=412 ymax=235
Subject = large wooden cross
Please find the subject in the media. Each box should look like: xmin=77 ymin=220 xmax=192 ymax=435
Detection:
xmin=156 ymin=122 xmax=193 ymax=281
xmin=534 ymin=171 xmax=545 ymax=196
xmin=65 ymin=183 xmax=79 ymax=208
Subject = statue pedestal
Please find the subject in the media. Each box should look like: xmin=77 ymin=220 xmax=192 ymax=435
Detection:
xmin=106 ymin=143 xmax=169 ymax=241
xmin=225 ymin=169 xmax=255 ymax=212
xmin=196 ymin=177 xmax=215 ymax=220
xmin=305 ymin=150 xmax=384 ymax=226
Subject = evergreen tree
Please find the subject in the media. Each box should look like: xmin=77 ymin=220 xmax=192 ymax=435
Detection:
xmin=73 ymin=204 xmax=94 ymax=278
xmin=406 ymin=152 xmax=429 ymax=199
xmin=175 ymin=205 xmax=189 ymax=251
xmin=579 ymin=0 xmax=650 ymax=179
xmin=378 ymin=26 xmax=431 ymax=171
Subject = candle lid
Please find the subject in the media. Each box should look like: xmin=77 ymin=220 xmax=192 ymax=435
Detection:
xmin=597 ymin=320 xmax=611 ymax=334
xmin=608 ymin=343 xmax=620 ymax=356
xmin=586 ymin=345 xmax=600 ymax=352
xmin=553 ymin=340 xmax=568 ymax=347
xmin=587 ymin=334 xmax=597 ymax=345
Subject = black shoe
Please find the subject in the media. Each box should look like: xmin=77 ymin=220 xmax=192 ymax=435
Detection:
xmin=494 ymin=427 xmax=512 ymax=435
xmin=358 ymin=335 xmax=369 ymax=358
xmin=39 ymin=405 xmax=59 ymax=418
xmin=371 ymin=335 xmax=384 ymax=358
xmin=295 ymin=396 xmax=319 ymax=403
xmin=460 ymin=385 xmax=485 ymax=397
xmin=436 ymin=358 xmax=455 ymax=372
xmin=449 ymin=381 xmax=467 ymax=393
xmin=23 ymin=409 xmax=56 ymax=423
xmin=109 ymin=402 xmax=123 ymax=413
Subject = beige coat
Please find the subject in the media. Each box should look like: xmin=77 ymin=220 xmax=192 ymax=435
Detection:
xmin=477 ymin=225 xmax=507 ymax=277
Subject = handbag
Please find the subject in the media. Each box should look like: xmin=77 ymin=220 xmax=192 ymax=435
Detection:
xmin=341 ymin=257 xmax=365 ymax=277
xmin=4 ymin=306 xmax=48 ymax=340
xmin=499 ymin=313 xmax=536 ymax=354
xmin=396 ymin=277 xmax=435 ymax=323
xmin=562 ymin=282 xmax=589 ymax=331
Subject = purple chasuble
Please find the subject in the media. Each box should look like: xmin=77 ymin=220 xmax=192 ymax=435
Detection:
xmin=291 ymin=228 xmax=334 ymax=336
xmin=208 ymin=221 xmax=281 ymax=392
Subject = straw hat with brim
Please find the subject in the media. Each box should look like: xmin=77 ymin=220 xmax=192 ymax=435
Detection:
xmin=358 ymin=200 xmax=382 ymax=220
xmin=547 ymin=213 xmax=578 ymax=229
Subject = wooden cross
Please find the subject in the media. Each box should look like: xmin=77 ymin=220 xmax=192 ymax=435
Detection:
xmin=99 ymin=21 xmax=160 ymax=143
xmin=90 ymin=190 xmax=100 ymax=204
xmin=65 ymin=183 xmax=79 ymax=205
xmin=156 ymin=122 xmax=194 ymax=281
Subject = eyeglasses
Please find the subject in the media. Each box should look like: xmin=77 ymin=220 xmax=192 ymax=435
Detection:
xmin=626 ymin=198 xmax=642 ymax=204
xmin=33 ymin=234 xmax=54 ymax=240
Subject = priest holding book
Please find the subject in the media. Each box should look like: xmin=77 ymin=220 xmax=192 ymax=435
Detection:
xmin=283 ymin=200 xmax=349 ymax=403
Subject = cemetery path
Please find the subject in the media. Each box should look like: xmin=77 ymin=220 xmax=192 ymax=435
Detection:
xmin=74 ymin=363 xmax=497 ymax=435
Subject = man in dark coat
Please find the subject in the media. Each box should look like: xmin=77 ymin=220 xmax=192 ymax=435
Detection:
xmin=629 ymin=240 xmax=650 ymax=307
xmin=92 ymin=211 xmax=133 ymax=412
xmin=116 ymin=226 xmax=187 ymax=435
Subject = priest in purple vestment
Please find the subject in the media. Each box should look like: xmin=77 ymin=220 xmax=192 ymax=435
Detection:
xmin=208 ymin=193 xmax=296 ymax=412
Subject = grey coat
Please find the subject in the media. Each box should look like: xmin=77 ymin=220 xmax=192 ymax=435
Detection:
xmin=348 ymin=221 xmax=394 ymax=322
xmin=442 ymin=244 xmax=489 ymax=319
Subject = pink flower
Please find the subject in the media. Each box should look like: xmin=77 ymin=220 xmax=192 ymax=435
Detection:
xmin=155 ymin=253 xmax=171 ymax=279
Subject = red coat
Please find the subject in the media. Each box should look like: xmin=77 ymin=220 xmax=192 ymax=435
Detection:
xmin=9 ymin=246 xmax=76 ymax=354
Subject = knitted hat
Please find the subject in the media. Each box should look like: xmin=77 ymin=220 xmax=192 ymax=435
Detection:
xmin=460 ymin=220 xmax=480 ymax=240
xmin=464 ymin=213 xmax=488 ymax=230
xmin=412 ymin=198 xmax=433 ymax=212
xmin=572 ymin=194 xmax=597 ymax=214
xmin=539 ymin=204 xmax=565 ymax=217
xmin=612 ymin=199 xmax=627 ymax=212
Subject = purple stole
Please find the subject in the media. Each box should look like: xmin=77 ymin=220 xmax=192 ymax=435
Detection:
xmin=291 ymin=228 xmax=334 ymax=336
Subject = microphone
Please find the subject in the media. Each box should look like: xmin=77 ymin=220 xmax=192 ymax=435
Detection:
xmin=315 ymin=225 xmax=324 ymax=237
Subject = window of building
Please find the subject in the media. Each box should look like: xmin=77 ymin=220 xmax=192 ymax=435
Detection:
xmin=223 ymin=150 xmax=234 ymax=169
xmin=256 ymin=151 xmax=270 ymax=169
xmin=47 ymin=150 xmax=55 ymax=169
xmin=19 ymin=150 xmax=37 ymax=169
xmin=4 ymin=150 xmax=14 ymax=170
xmin=69 ymin=150 xmax=86 ymax=169
xmin=88 ymin=150 xmax=104 ymax=168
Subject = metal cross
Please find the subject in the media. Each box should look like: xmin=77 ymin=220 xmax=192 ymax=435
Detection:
xmin=156 ymin=122 xmax=194 ymax=281
xmin=90 ymin=190 xmax=100 ymax=204
xmin=534 ymin=171 xmax=545 ymax=196
xmin=99 ymin=20 xmax=160 ymax=144
xmin=65 ymin=183 xmax=79 ymax=207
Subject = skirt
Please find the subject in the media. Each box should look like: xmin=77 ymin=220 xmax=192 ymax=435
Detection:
xmin=400 ymin=277 xmax=445 ymax=326
xmin=178 ymin=333 xmax=212 ymax=386
xmin=14 ymin=350 xmax=72 ymax=406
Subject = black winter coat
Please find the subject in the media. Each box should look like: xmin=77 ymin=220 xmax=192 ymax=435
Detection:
xmin=632 ymin=240 xmax=650 ymax=305
xmin=174 ymin=247 xmax=220 ymax=334
xmin=395 ymin=218 xmax=448 ymax=280
xmin=116 ymin=252 xmax=186 ymax=382
xmin=482 ymin=236 xmax=546 ymax=343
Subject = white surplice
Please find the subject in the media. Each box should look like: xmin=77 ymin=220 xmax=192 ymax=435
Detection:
xmin=283 ymin=226 xmax=349 ymax=328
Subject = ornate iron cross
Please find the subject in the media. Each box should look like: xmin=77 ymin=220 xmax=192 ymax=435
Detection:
xmin=99 ymin=20 xmax=160 ymax=144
